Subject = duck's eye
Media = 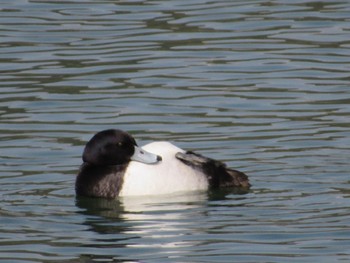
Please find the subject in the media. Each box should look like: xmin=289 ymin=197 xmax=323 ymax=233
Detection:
xmin=117 ymin=142 xmax=123 ymax=147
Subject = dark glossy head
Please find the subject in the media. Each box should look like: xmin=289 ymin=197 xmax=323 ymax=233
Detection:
xmin=82 ymin=129 xmax=162 ymax=166
xmin=82 ymin=129 xmax=137 ymax=166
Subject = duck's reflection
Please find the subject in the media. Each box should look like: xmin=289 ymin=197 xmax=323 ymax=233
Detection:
xmin=76 ymin=190 xmax=208 ymax=223
xmin=75 ymin=189 xmax=248 ymax=261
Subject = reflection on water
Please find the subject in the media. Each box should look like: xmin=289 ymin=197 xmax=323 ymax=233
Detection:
xmin=1 ymin=0 xmax=350 ymax=262
xmin=75 ymin=191 xmax=247 ymax=262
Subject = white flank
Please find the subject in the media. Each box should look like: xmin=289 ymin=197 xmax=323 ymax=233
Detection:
xmin=119 ymin=142 xmax=209 ymax=196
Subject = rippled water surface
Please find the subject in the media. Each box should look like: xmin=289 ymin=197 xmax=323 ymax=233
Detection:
xmin=1 ymin=0 xmax=350 ymax=262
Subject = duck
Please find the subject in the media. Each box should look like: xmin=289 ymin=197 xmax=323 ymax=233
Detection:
xmin=75 ymin=129 xmax=250 ymax=198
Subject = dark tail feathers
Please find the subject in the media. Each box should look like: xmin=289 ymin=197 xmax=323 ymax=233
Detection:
xmin=175 ymin=151 xmax=250 ymax=189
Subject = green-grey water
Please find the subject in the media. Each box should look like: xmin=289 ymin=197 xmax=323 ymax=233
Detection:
xmin=1 ymin=0 xmax=350 ymax=262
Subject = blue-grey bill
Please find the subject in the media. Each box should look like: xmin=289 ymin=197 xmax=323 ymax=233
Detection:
xmin=131 ymin=146 xmax=162 ymax=164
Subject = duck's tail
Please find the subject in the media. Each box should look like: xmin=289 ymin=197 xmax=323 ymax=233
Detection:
xmin=175 ymin=151 xmax=250 ymax=189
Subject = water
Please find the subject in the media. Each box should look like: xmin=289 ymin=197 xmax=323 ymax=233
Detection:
xmin=1 ymin=0 xmax=350 ymax=262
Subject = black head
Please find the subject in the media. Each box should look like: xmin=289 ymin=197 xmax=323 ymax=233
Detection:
xmin=82 ymin=129 xmax=137 ymax=166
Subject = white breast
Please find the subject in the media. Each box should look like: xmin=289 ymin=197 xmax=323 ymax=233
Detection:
xmin=119 ymin=142 xmax=209 ymax=197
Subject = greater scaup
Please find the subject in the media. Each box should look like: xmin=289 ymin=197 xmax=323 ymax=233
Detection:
xmin=75 ymin=129 xmax=250 ymax=198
